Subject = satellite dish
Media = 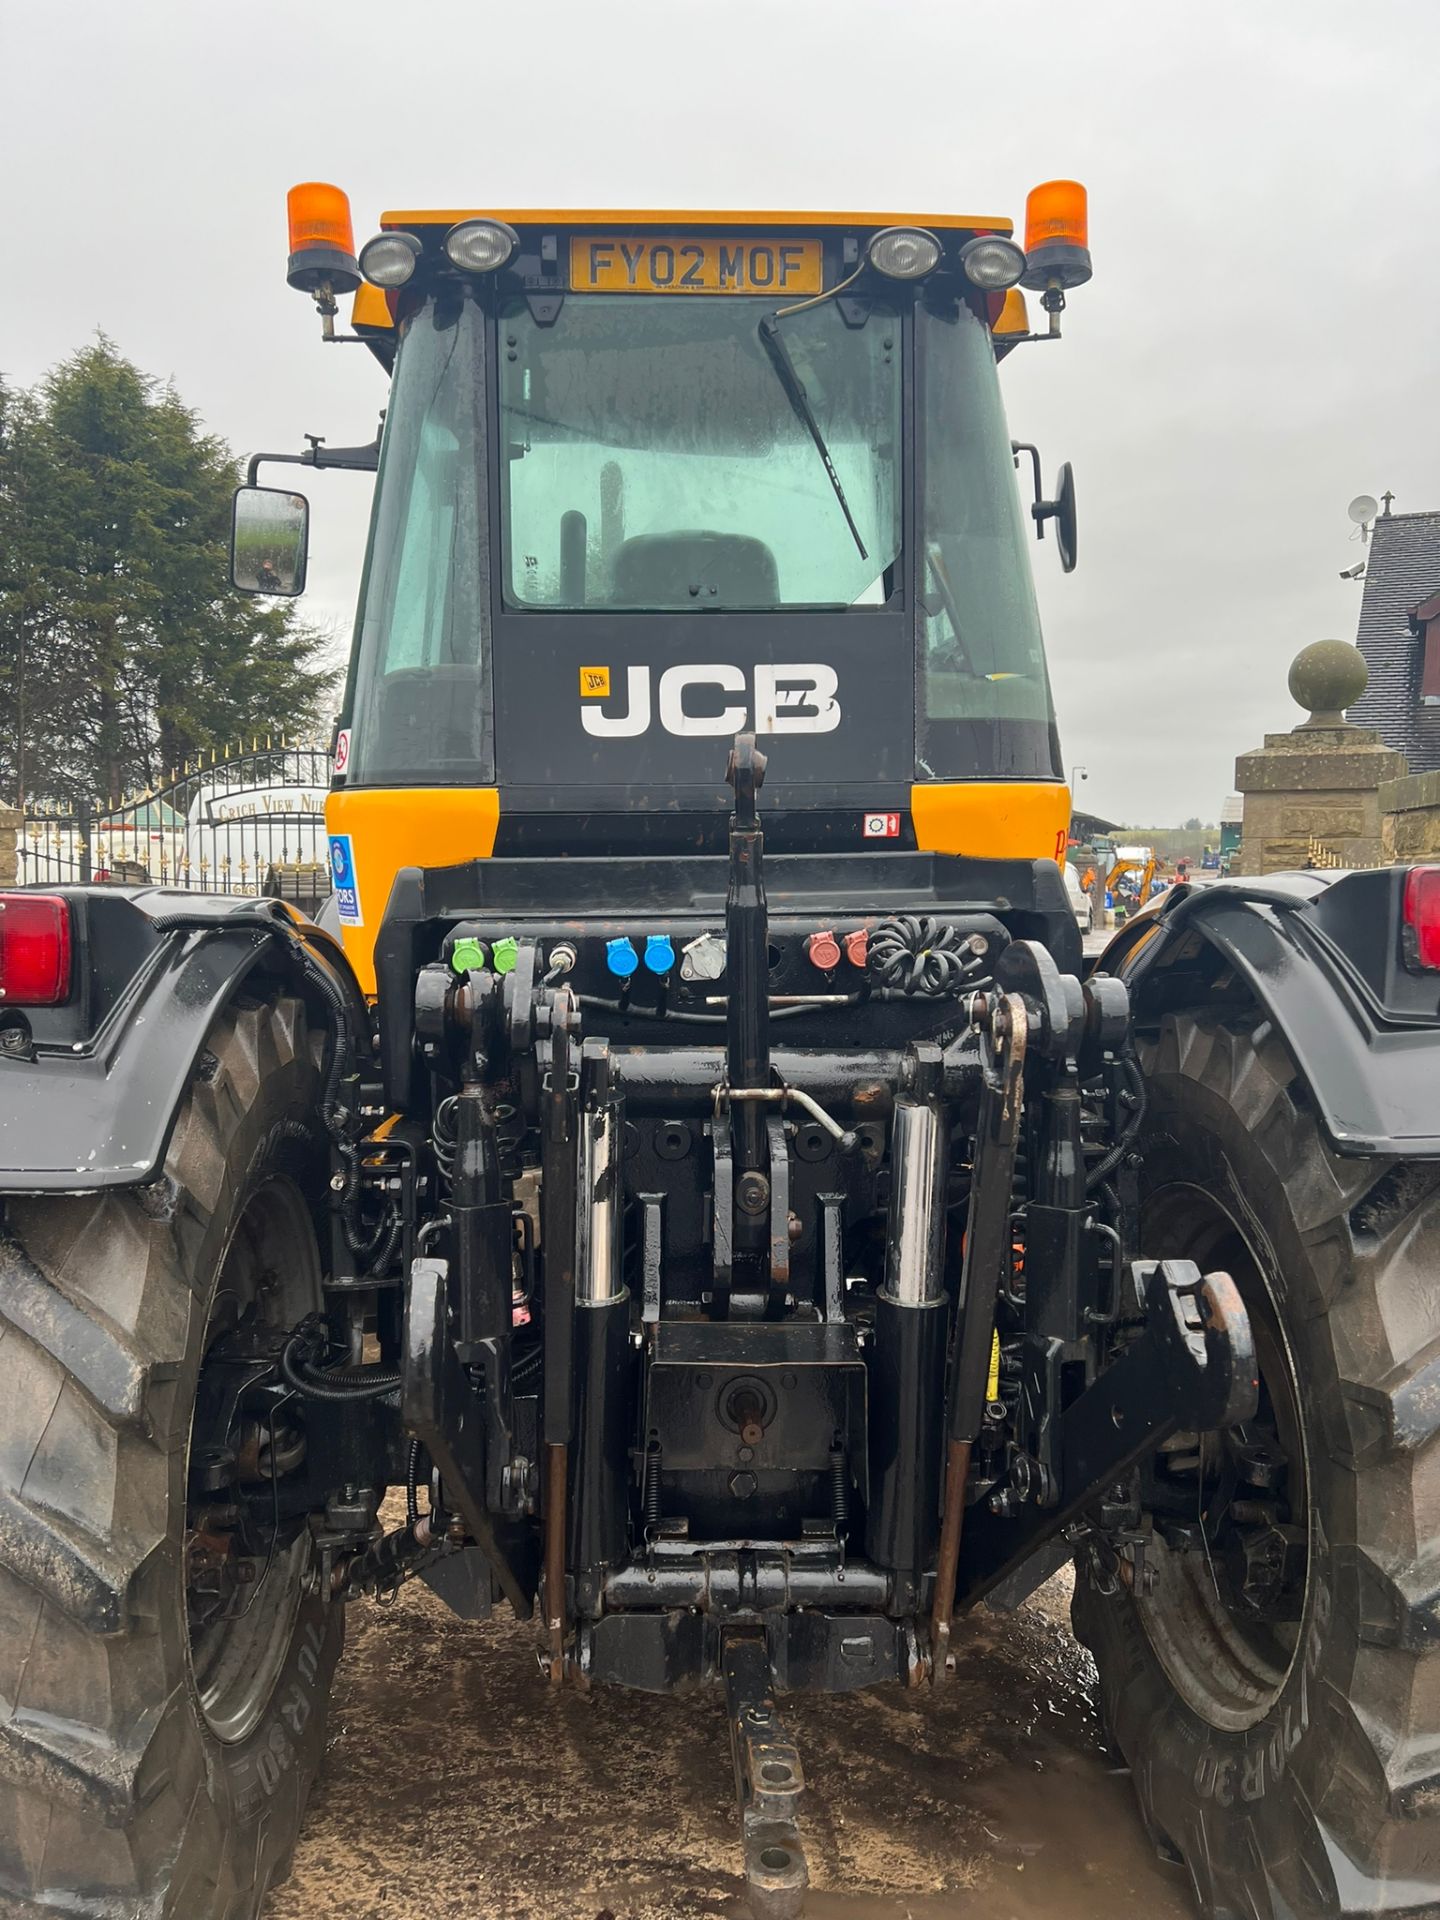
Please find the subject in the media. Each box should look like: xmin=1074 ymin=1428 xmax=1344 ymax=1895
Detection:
xmin=1348 ymin=494 xmax=1379 ymax=527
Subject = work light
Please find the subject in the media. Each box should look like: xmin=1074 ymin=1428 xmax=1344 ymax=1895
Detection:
xmin=867 ymin=227 xmax=941 ymax=280
xmin=359 ymin=232 xmax=422 ymax=288
xmin=444 ymin=219 xmax=519 ymax=273
xmin=958 ymin=235 xmax=1027 ymax=291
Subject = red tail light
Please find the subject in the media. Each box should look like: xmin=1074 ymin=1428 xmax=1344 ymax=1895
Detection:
xmin=0 ymin=894 xmax=73 ymax=1006
xmin=1402 ymin=866 xmax=1440 ymax=972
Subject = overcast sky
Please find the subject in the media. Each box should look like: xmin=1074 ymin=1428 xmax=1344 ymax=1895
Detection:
xmin=4 ymin=0 xmax=1437 ymax=825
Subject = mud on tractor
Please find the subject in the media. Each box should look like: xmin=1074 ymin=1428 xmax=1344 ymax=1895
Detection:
xmin=2 ymin=183 xmax=1439 ymax=1920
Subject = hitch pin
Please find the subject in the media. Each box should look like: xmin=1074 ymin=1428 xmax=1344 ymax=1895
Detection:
xmin=718 ymin=1083 xmax=858 ymax=1153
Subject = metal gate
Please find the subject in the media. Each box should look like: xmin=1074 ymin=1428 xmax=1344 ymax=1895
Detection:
xmin=18 ymin=745 xmax=333 ymax=912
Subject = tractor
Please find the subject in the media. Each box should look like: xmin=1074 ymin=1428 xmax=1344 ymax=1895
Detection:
xmin=1 ymin=181 xmax=1438 ymax=1920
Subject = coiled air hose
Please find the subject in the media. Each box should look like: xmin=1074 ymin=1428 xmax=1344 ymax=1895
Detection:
xmin=868 ymin=916 xmax=992 ymax=997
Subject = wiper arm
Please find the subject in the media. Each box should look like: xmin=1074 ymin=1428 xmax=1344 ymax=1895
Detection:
xmin=758 ymin=313 xmax=867 ymax=561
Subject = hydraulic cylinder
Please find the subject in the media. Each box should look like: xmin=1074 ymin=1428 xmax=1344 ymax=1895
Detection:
xmin=867 ymin=1095 xmax=948 ymax=1584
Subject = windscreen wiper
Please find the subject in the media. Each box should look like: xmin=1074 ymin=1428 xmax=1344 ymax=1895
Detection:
xmin=758 ymin=314 xmax=868 ymax=561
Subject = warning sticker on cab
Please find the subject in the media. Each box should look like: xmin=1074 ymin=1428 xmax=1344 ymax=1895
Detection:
xmin=329 ymin=834 xmax=363 ymax=927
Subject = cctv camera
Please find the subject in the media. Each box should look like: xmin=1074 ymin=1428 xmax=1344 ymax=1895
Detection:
xmin=1339 ymin=562 xmax=1367 ymax=581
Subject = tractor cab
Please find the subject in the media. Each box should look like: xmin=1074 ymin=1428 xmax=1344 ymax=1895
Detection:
xmin=237 ymin=190 xmax=1091 ymax=988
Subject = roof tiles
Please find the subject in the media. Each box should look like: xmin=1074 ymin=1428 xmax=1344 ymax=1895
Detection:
xmin=1349 ymin=510 xmax=1440 ymax=772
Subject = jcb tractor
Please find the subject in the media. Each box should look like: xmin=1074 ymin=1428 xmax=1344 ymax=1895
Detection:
xmin=1 ymin=180 xmax=1438 ymax=1920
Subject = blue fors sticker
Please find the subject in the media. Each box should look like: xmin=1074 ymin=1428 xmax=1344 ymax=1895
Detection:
xmin=328 ymin=835 xmax=362 ymax=927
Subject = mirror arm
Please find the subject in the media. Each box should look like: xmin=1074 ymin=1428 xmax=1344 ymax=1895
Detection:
xmin=1012 ymin=441 xmax=1045 ymax=540
xmin=245 ymin=422 xmax=383 ymax=487
xmin=246 ymin=449 xmax=307 ymax=486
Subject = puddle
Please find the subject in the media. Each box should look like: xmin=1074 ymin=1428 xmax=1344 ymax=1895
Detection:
xmin=265 ymin=1552 xmax=1195 ymax=1920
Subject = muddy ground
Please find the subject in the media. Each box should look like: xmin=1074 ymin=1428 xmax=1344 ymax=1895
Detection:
xmin=264 ymin=1564 xmax=1196 ymax=1920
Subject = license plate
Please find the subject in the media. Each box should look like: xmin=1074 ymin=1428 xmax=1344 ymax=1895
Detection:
xmin=570 ymin=234 xmax=823 ymax=296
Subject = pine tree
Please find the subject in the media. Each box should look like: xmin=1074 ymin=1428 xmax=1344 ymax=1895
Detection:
xmin=0 ymin=340 xmax=337 ymax=806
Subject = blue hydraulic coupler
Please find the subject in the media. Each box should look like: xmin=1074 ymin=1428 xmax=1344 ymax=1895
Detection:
xmin=605 ymin=937 xmax=640 ymax=979
xmin=643 ymin=934 xmax=676 ymax=976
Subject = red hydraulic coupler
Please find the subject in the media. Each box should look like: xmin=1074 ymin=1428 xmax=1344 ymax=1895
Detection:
xmin=806 ymin=929 xmax=842 ymax=971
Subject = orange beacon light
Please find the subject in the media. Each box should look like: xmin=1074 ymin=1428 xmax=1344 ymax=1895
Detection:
xmin=1021 ymin=180 xmax=1093 ymax=292
xmin=286 ymin=182 xmax=361 ymax=295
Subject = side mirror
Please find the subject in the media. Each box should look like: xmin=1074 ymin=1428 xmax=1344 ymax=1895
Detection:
xmin=1032 ymin=462 xmax=1078 ymax=573
xmin=231 ymin=485 xmax=310 ymax=596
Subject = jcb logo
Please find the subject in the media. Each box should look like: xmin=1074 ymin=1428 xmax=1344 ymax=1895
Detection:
xmin=580 ymin=664 xmax=841 ymax=739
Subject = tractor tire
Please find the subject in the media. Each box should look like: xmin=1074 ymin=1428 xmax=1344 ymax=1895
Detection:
xmin=0 ymin=994 xmax=343 ymax=1918
xmin=1073 ymin=1007 xmax=1440 ymax=1918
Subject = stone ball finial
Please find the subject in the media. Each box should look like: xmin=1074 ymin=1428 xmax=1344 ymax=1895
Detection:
xmin=1288 ymin=639 xmax=1368 ymax=728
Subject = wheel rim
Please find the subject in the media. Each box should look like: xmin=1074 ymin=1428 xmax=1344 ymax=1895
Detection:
xmin=1131 ymin=1180 xmax=1311 ymax=1733
xmin=184 ymin=1175 xmax=319 ymax=1745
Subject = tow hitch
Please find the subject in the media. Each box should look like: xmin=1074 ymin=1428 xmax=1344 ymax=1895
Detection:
xmin=723 ymin=1626 xmax=810 ymax=1920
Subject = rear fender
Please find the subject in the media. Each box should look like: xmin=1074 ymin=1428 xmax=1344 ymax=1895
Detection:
xmin=1099 ymin=872 xmax=1440 ymax=1158
xmin=0 ymin=888 xmax=366 ymax=1193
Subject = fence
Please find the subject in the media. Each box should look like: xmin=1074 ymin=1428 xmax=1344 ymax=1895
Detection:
xmin=1304 ymin=835 xmax=1385 ymax=872
xmin=18 ymin=745 xmax=333 ymax=912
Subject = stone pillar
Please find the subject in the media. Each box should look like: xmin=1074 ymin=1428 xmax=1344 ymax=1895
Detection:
xmin=0 ymin=809 xmax=19 ymax=887
xmin=1381 ymin=770 xmax=1440 ymax=862
xmin=1233 ymin=642 xmax=1407 ymax=874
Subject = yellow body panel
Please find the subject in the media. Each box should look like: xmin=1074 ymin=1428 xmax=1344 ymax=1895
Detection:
xmin=993 ymin=287 xmax=1031 ymax=336
xmin=910 ymin=782 xmax=1071 ymax=866
xmin=382 ymin=207 xmax=1013 ymax=234
xmin=326 ymin=788 xmax=500 ymax=993
xmin=329 ymin=782 xmax=1067 ymax=992
xmin=351 ymin=282 xmax=393 ymax=329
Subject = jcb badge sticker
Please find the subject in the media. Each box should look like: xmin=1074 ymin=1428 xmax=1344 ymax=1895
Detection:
xmin=864 ymin=813 xmax=901 ymax=840
xmin=580 ymin=663 xmax=840 ymax=738
xmin=328 ymin=834 xmax=363 ymax=927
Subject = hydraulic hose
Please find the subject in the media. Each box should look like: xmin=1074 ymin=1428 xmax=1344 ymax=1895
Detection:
xmin=281 ymin=1333 xmax=401 ymax=1402
xmin=1085 ymin=1056 xmax=1147 ymax=1193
